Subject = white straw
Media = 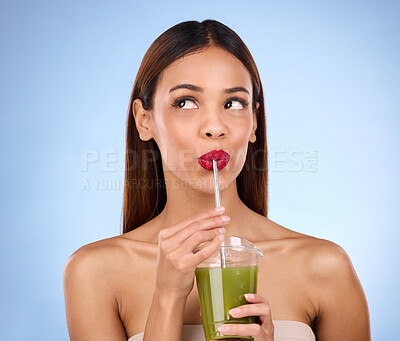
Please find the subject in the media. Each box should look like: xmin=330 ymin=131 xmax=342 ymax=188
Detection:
xmin=212 ymin=159 xmax=226 ymax=268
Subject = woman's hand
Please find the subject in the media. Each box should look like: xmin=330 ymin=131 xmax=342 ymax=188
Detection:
xmin=217 ymin=293 xmax=274 ymax=341
xmin=155 ymin=206 xmax=229 ymax=299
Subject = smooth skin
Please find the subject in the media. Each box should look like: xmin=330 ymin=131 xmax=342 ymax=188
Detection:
xmin=63 ymin=46 xmax=371 ymax=340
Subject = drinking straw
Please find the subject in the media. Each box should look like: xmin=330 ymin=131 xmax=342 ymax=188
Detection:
xmin=212 ymin=159 xmax=227 ymax=268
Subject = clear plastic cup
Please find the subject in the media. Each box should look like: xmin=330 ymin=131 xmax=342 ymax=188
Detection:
xmin=194 ymin=236 xmax=264 ymax=341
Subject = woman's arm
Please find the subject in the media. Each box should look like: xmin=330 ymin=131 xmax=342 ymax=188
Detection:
xmin=142 ymin=287 xmax=187 ymax=341
xmin=311 ymin=240 xmax=371 ymax=340
xmin=63 ymin=246 xmax=127 ymax=341
xmin=142 ymin=207 xmax=228 ymax=340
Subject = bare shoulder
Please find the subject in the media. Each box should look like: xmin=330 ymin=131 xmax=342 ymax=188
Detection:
xmin=63 ymin=236 xmax=133 ymax=340
xmin=64 ymin=236 xmax=128 ymax=280
xmin=272 ymin=224 xmax=360 ymax=290
xmin=303 ymin=239 xmax=370 ymax=339
xmin=254 ymin=215 xmax=359 ymax=289
xmin=304 ymin=238 xmax=355 ymax=279
xmin=255 ymin=215 xmax=348 ymax=259
xmin=302 ymin=236 xmax=367 ymax=302
xmin=63 ymin=236 xmax=132 ymax=313
xmin=269 ymin=223 xmax=371 ymax=339
xmin=259 ymin=218 xmax=370 ymax=338
xmin=63 ymin=233 xmax=152 ymax=288
xmin=63 ymin=231 xmax=160 ymax=339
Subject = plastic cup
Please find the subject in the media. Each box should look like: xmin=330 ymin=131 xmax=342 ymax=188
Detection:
xmin=194 ymin=236 xmax=264 ymax=341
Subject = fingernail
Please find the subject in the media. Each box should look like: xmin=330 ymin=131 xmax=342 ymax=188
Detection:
xmin=218 ymin=326 xmax=230 ymax=332
xmin=219 ymin=235 xmax=225 ymax=241
xmin=221 ymin=215 xmax=230 ymax=222
xmin=215 ymin=206 xmax=225 ymax=213
xmin=245 ymin=293 xmax=255 ymax=299
xmin=218 ymin=228 xmax=226 ymax=234
xmin=229 ymin=308 xmax=240 ymax=316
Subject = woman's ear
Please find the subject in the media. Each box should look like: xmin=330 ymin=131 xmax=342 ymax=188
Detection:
xmin=132 ymin=99 xmax=153 ymax=141
xmin=249 ymin=101 xmax=260 ymax=143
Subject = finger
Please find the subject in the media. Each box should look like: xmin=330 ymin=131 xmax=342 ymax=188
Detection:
xmin=159 ymin=206 xmax=225 ymax=240
xmin=168 ymin=228 xmax=223 ymax=260
xmin=217 ymin=323 xmax=262 ymax=337
xmin=160 ymin=215 xmax=228 ymax=254
xmin=244 ymin=293 xmax=269 ymax=303
xmin=169 ymin=213 xmax=229 ymax=246
xmin=166 ymin=234 xmax=224 ymax=273
xmin=228 ymin=303 xmax=271 ymax=320
xmin=187 ymin=234 xmax=225 ymax=267
xmin=241 ymin=294 xmax=272 ymax=325
xmin=179 ymin=228 xmax=226 ymax=254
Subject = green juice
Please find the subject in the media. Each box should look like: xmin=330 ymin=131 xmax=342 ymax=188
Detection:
xmin=195 ymin=266 xmax=259 ymax=341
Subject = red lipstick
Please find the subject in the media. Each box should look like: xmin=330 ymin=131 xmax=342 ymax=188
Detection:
xmin=198 ymin=149 xmax=230 ymax=171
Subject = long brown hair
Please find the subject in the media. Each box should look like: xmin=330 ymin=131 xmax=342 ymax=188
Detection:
xmin=122 ymin=19 xmax=268 ymax=234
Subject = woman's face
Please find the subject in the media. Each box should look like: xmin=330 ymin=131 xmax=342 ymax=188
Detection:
xmin=135 ymin=45 xmax=259 ymax=193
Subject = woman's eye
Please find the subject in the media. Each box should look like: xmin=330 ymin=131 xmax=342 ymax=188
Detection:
xmin=172 ymin=98 xmax=197 ymax=109
xmin=225 ymin=99 xmax=248 ymax=110
xmin=172 ymin=97 xmax=248 ymax=110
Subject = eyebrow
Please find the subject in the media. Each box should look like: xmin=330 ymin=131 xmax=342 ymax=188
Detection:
xmin=169 ymin=83 xmax=250 ymax=95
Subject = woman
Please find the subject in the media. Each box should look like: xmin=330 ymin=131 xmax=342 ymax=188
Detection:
xmin=63 ymin=19 xmax=371 ymax=341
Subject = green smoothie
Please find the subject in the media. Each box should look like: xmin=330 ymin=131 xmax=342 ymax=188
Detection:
xmin=195 ymin=266 xmax=259 ymax=341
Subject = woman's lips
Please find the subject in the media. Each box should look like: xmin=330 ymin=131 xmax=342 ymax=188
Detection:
xmin=198 ymin=149 xmax=230 ymax=171
xmin=198 ymin=158 xmax=229 ymax=171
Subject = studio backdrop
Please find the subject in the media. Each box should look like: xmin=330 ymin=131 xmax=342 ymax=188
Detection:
xmin=0 ymin=0 xmax=398 ymax=340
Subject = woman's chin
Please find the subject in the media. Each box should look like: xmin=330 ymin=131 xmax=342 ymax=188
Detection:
xmin=174 ymin=176 xmax=231 ymax=194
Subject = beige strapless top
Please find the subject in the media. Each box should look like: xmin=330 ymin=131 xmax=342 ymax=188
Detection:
xmin=127 ymin=320 xmax=316 ymax=341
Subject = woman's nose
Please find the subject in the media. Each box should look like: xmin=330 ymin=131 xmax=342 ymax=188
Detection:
xmin=200 ymin=115 xmax=227 ymax=139
xmin=205 ymin=130 xmax=226 ymax=138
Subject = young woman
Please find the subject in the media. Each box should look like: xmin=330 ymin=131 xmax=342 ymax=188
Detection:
xmin=63 ymin=19 xmax=371 ymax=341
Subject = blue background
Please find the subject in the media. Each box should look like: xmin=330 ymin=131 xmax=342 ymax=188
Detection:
xmin=1 ymin=0 xmax=398 ymax=339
